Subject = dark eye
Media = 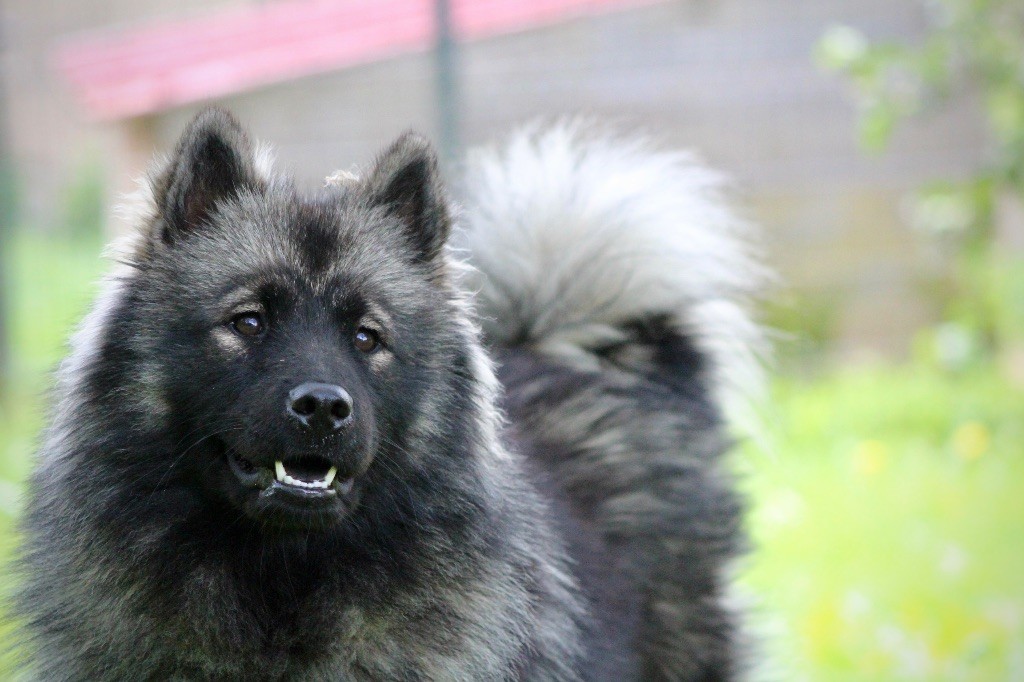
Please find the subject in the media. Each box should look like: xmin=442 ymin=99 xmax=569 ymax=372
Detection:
xmin=354 ymin=327 xmax=380 ymax=353
xmin=230 ymin=312 xmax=266 ymax=338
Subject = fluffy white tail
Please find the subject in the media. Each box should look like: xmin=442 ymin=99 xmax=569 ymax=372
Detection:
xmin=456 ymin=121 xmax=768 ymax=418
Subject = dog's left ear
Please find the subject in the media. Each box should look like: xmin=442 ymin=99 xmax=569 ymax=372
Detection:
xmin=363 ymin=132 xmax=450 ymax=266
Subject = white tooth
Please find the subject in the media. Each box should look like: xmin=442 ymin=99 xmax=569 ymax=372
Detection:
xmin=281 ymin=472 xmax=328 ymax=489
xmin=275 ymin=461 xmax=286 ymax=482
xmin=324 ymin=467 xmax=337 ymax=487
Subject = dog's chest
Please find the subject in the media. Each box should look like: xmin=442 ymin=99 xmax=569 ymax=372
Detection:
xmin=165 ymin=562 xmax=514 ymax=681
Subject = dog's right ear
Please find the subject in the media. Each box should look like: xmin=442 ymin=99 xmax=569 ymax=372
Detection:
xmin=152 ymin=108 xmax=259 ymax=246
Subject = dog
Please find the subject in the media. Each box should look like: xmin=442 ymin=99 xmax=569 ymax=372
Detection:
xmin=16 ymin=108 xmax=764 ymax=680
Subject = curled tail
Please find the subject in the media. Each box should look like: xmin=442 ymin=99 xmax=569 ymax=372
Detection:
xmin=456 ymin=121 xmax=767 ymax=421
xmin=456 ymin=122 xmax=768 ymax=680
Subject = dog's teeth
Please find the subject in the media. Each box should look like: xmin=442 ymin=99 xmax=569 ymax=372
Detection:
xmin=280 ymin=470 xmax=330 ymax=489
xmin=285 ymin=474 xmax=320 ymax=488
xmin=273 ymin=461 xmax=337 ymax=489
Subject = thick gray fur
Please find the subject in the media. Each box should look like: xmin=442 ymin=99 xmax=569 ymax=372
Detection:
xmin=15 ymin=110 xmax=764 ymax=680
xmin=458 ymin=121 xmax=766 ymax=679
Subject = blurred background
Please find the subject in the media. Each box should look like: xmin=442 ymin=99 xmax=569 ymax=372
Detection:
xmin=0 ymin=0 xmax=1021 ymax=678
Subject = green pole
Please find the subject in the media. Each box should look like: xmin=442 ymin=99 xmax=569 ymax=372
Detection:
xmin=434 ymin=0 xmax=462 ymax=168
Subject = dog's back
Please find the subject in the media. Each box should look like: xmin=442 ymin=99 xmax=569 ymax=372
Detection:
xmin=459 ymin=123 xmax=766 ymax=680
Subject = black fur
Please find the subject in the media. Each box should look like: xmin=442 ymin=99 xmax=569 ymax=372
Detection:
xmin=16 ymin=109 xmax=750 ymax=680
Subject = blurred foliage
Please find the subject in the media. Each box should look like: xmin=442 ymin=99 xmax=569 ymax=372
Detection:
xmin=817 ymin=0 xmax=1024 ymax=362
xmin=0 ymin=129 xmax=17 ymax=396
xmin=802 ymin=17 xmax=1024 ymax=675
xmin=740 ymin=362 xmax=1024 ymax=680
xmin=59 ymin=155 xmax=106 ymax=240
xmin=816 ymin=0 xmax=1024 ymax=166
xmin=762 ymin=289 xmax=845 ymax=372
xmin=0 ymin=230 xmax=105 ymax=675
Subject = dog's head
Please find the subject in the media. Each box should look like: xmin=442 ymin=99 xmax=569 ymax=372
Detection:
xmin=118 ymin=109 xmax=468 ymax=530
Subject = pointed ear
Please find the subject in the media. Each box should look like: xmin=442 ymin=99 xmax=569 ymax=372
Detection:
xmin=153 ymin=108 xmax=259 ymax=245
xmin=362 ymin=132 xmax=450 ymax=264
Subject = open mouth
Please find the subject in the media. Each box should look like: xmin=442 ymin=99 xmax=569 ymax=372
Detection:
xmin=227 ymin=450 xmax=354 ymax=497
xmin=274 ymin=456 xmax=338 ymax=490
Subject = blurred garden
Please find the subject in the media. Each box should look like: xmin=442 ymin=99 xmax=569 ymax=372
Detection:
xmin=744 ymin=3 xmax=1024 ymax=677
xmin=0 ymin=0 xmax=1023 ymax=679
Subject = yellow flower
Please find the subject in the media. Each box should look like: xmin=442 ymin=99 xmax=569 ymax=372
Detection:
xmin=952 ymin=421 xmax=990 ymax=461
xmin=853 ymin=440 xmax=888 ymax=476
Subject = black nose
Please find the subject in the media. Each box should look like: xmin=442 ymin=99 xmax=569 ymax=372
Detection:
xmin=287 ymin=382 xmax=353 ymax=434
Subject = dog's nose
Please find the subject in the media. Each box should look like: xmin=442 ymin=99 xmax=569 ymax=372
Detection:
xmin=287 ymin=382 xmax=353 ymax=434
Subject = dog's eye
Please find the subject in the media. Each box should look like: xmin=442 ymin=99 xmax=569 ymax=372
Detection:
xmin=230 ymin=312 xmax=266 ymax=338
xmin=354 ymin=327 xmax=380 ymax=353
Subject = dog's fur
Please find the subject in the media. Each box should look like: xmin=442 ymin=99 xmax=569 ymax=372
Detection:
xmin=16 ymin=110 xmax=764 ymax=680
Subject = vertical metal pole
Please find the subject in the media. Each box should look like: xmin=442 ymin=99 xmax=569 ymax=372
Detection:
xmin=433 ymin=0 xmax=462 ymax=168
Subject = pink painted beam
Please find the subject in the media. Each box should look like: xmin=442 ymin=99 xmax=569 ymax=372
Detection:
xmin=55 ymin=0 xmax=663 ymax=120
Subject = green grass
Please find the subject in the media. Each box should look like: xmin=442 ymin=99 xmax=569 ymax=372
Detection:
xmin=739 ymin=367 xmax=1024 ymax=680
xmin=1 ymin=232 xmax=106 ymax=476
xmin=1 ymin=230 xmax=1022 ymax=679
xmin=0 ymin=230 xmax=106 ymax=674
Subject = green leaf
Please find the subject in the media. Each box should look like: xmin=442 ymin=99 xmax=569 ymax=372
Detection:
xmin=858 ymin=102 xmax=899 ymax=152
xmin=816 ymin=25 xmax=869 ymax=72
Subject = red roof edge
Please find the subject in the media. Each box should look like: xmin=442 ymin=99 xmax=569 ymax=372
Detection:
xmin=55 ymin=0 xmax=665 ymax=121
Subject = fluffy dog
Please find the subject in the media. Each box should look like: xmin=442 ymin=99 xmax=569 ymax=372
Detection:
xmin=16 ymin=109 xmax=764 ymax=680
